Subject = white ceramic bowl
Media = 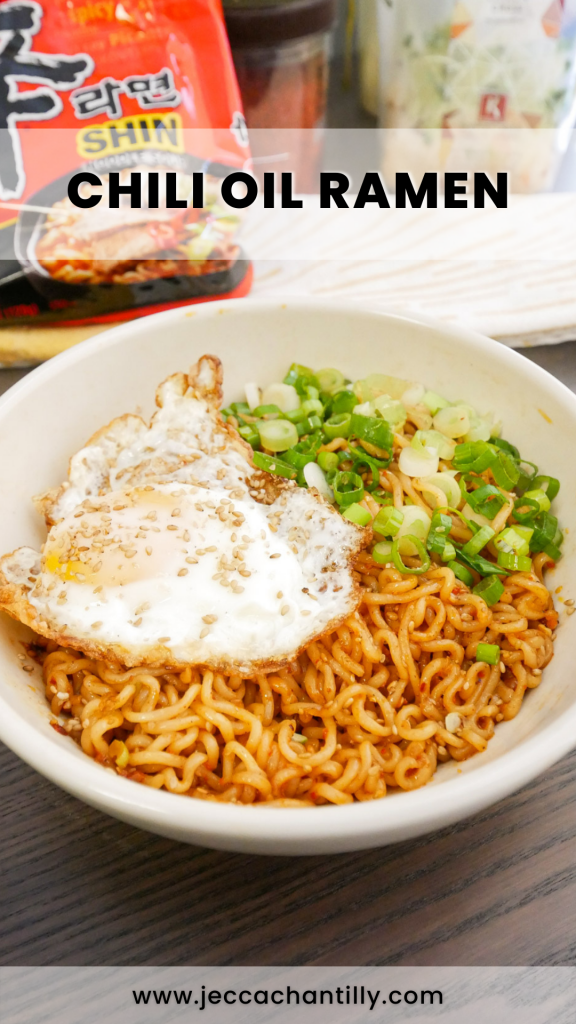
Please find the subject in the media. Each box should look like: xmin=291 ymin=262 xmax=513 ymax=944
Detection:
xmin=1 ymin=298 xmax=575 ymax=855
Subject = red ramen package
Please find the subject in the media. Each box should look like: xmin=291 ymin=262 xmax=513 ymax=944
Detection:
xmin=0 ymin=0 xmax=252 ymax=351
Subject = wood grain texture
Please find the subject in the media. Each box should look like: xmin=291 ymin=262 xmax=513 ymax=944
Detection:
xmin=1 ymin=741 xmax=575 ymax=967
xmin=1 ymin=343 xmax=576 ymax=968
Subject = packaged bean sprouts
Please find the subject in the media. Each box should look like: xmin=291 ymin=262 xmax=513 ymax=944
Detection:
xmin=378 ymin=0 xmax=576 ymax=192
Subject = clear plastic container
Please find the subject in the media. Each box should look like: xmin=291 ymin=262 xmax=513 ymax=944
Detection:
xmin=224 ymin=0 xmax=337 ymax=192
xmin=377 ymin=0 xmax=576 ymax=193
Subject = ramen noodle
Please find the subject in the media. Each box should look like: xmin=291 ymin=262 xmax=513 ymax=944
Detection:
xmin=28 ymin=360 xmax=561 ymax=806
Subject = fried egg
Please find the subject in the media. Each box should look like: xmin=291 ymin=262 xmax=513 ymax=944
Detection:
xmin=0 ymin=357 xmax=368 ymax=673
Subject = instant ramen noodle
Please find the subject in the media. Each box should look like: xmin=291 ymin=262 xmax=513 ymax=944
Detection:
xmin=0 ymin=0 xmax=252 ymax=346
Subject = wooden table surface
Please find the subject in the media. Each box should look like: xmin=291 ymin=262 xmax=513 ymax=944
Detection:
xmin=1 ymin=343 xmax=576 ymax=968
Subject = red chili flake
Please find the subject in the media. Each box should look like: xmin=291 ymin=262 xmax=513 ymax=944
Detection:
xmin=452 ymin=586 xmax=463 ymax=595
xmin=420 ymin=682 xmax=426 ymax=692
xmin=322 ymin=729 xmax=328 ymax=740
xmin=50 ymin=721 xmax=67 ymax=735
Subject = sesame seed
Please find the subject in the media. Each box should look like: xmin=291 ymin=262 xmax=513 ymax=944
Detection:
xmin=301 ymin=610 xmax=311 ymax=616
xmin=166 ymin=525 xmax=178 ymax=531
xmin=238 ymin=569 xmax=251 ymax=578
xmin=231 ymin=584 xmax=244 ymax=594
xmin=200 ymin=627 xmax=210 ymax=639
xmin=134 ymin=617 xmax=142 ymax=627
xmin=113 ymin=505 xmax=127 ymax=511
xmin=567 ymin=607 xmax=576 ymax=616
xmin=231 ymin=533 xmax=237 ymax=542
xmin=125 ymin=550 xmax=137 ymax=559
xmin=178 ymin=568 xmax=188 ymax=577
xmin=146 ymin=511 xmax=157 ymax=521
xmin=93 ymin=561 xmax=102 ymax=572
xmin=270 ymin=553 xmax=281 ymax=559
xmin=500 ymin=661 xmax=505 ymax=673
xmin=277 ymin=591 xmax=283 ymax=599
xmin=73 ymin=511 xmax=85 ymax=518
xmin=22 ymin=664 xmax=34 ymax=673
xmin=171 ymin=508 xmax=181 ymax=517
xmin=206 ymin=546 xmax=217 ymax=552
xmin=183 ymin=531 xmax=190 ymax=542
xmin=565 ymin=598 xmax=575 ymax=606
xmin=145 ymin=547 xmax=152 ymax=556
xmin=91 ymin=621 xmax=103 ymax=629
xmin=533 ymin=668 xmax=542 ymax=675
xmin=202 ymin=614 xmax=217 ymax=624
xmin=158 ymin=636 xmax=171 ymax=643
xmin=281 ymin=605 xmax=289 ymax=616
xmin=186 ymin=557 xmax=198 ymax=565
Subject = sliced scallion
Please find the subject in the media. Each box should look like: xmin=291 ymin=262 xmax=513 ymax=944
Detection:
xmin=496 ymin=551 xmax=532 ymax=572
xmin=372 ymin=540 xmax=393 ymax=564
xmin=461 ymin=524 xmax=495 ymax=557
xmin=473 ymin=575 xmax=505 ymax=605
xmin=324 ymin=413 xmax=352 ymax=439
xmin=448 ymin=561 xmax=474 ymax=587
xmin=333 ymin=470 xmax=364 ymax=507
xmin=343 ymin=503 xmax=372 ymax=526
xmin=252 ymin=451 xmax=298 ymax=479
xmin=373 ymin=506 xmax=403 ymax=537
xmin=476 ymin=643 xmax=500 ymax=665
xmin=257 ymin=419 xmax=299 ymax=452
xmin=391 ymin=535 xmax=431 ymax=575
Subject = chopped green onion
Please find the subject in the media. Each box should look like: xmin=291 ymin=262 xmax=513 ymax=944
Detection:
xmin=317 ymin=450 xmax=339 ymax=473
xmin=237 ymin=423 xmax=260 ymax=448
xmin=473 ymin=575 xmax=505 ymax=605
xmin=350 ymin=413 xmax=394 ymax=453
xmin=333 ymin=470 xmax=365 ymax=508
xmin=230 ymin=401 xmax=251 ymax=418
xmin=513 ymin=496 xmax=541 ymax=523
xmin=283 ymin=363 xmax=319 ymax=396
xmin=261 ymin=382 xmax=300 ymax=413
xmin=284 ymin=407 xmax=307 ymax=424
xmin=283 ymin=435 xmax=322 ymax=469
xmin=343 ymin=503 xmax=372 ymax=526
xmin=457 ymin=548 xmax=507 ymax=577
xmin=492 ymin=437 xmax=520 ymax=461
xmin=433 ymin=405 xmax=470 ymax=438
xmin=252 ymin=451 xmax=298 ymax=479
xmin=543 ymin=542 xmax=562 ymax=562
xmin=453 ymin=440 xmax=497 ymax=474
xmin=532 ymin=475 xmax=560 ymax=501
xmin=324 ymin=413 xmax=352 ymax=439
xmin=491 ymin=450 xmax=520 ymax=489
xmin=513 ymin=525 xmax=534 ymax=547
xmin=448 ymin=561 xmax=474 ymax=587
xmin=372 ymin=540 xmax=393 ymax=564
xmin=316 ymin=368 xmax=345 ymax=393
xmin=371 ymin=490 xmax=394 ymax=506
xmin=373 ymin=506 xmax=403 ymax=537
xmin=331 ymin=390 xmax=358 ymax=415
xmin=257 ymin=419 xmax=299 ymax=452
xmin=522 ymin=488 xmax=551 ymax=513
xmin=414 ymin=429 xmax=456 ymax=460
xmin=297 ymin=415 xmax=322 ymax=436
xmin=461 ymin=524 xmax=495 ymax=556
xmin=465 ymin=483 xmax=507 ymax=520
xmin=391 ymin=535 xmax=431 ymax=575
xmin=346 ymin=446 xmax=389 ymax=486
xmin=419 ymin=472 xmax=462 ymax=510
xmin=494 ymin=527 xmax=530 ymax=557
xmin=496 ymin=551 xmax=532 ymax=572
xmin=476 ymin=643 xmax=500 ymax=665
xmin=529 ymin=511 xmax=558 ymax=553
xmin=252 ymin=403 xmax=281 ymax=419
xmin=422 ymin=390 xmax=449 ymax=415
xmin=426 ymin=510 xmax=453 ymax=558
xmin=300 ymin=398 xmax=324 ymax=418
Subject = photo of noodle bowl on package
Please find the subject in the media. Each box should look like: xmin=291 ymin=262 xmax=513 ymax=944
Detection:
xmin=26 ymin=169 xmax=242 ymax=288
xmin=0 ymin=351 xmax=563 ymax=807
